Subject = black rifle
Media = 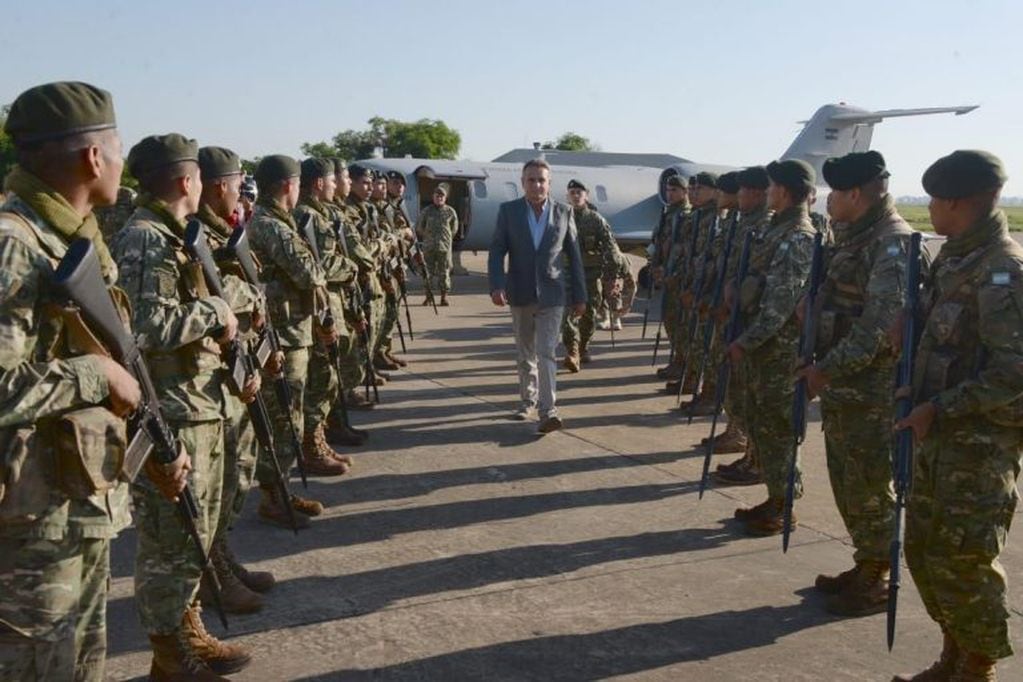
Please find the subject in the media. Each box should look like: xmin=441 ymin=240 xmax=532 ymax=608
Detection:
xmin=221 ymin=226 xmax=308 ymax=489
xmin=888 ymin=231 xmax=923 ymax=650
xmin=331 ymin=218 xmax=380 ymax=404
xmin=408 ymin=239 xmax=439 ymax=315
xmin=784 ymin=231 xmax=826 ymax=552
xmin=383 ymin=252 xmax=407 ymax=354
xmin=184 ymin=221 xmax=301 ymax=534
xmin=698 ymin=231 xmax=754 ymax=499
xmin=642 ymin=207 xmax=670 ymax=339
xmin=52 ymin=238 xmax=229 ymax=629
xmin=652 ymin=209 xmax=698 ymax=367
xmin=675 ymin=210 xmax=709 ymax=404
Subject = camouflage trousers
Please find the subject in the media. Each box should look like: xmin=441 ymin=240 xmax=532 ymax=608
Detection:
xmin=661 ymin=277 xmax=682 ymax=347
xmin=367 ymin=293 xmax=385 ymax=360
xmin=304 ymin=336 xmax=355 ymax=433
xmin=723 ymin=350 xmax=747 ymax=432
xmin=820 ymin=396 xmax=894 ymax=563
xmin=135 ymin=419 xmax=224 ymax=634
xmin=256 ymin=346 xmax=308 ymax=486
xmin=377 ymin=291 xmax=400 ymax=354
xmin=424 ymin=247 xmax=451 ymax=294
xmin=686 ymin=313 xmax=720 ymax=399
xmin=561 ymin=272 xmax=602 ymax=350
xmin=905 ymin=420 xmax=1021 ymax=660
xmin=745 ymin=335 xmax=802 ymax=500
xmin=217 ymin=396 xmax=257 ymax=535
xmin=0 ymin=530 xmax=109 ymax=682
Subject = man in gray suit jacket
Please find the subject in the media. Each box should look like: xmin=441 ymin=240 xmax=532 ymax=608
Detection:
xmin=488 ymin=158 xmax=587 ymax=433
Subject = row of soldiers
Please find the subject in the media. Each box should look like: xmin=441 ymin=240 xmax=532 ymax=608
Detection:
xmin=0 ymin=80 xmax=450 ymax=681
xmin=644 ymin=150 xmax=1022 ymax=680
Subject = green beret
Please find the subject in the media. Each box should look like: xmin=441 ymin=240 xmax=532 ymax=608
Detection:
xmin=348 ymin=163 xmax=371 ymax=180
xmin=332 ymin=157 xmax=348 ymax=174
xmin=717 ymin=171 xmax=740 ymax=194
xmin=435 ymin=183 xmax=450 ymax=196
xmin=5 ymin=81 xmax=116 ymax=145
xmin=385 ymin=170 xmax=406 ymax=184
xmin=128 ymin=133 xmax=198 ymax=179
xmin=300 ymin=157 xmax=334 ymax=180
xmin=767 ymin=159 xmax=816 ymax=195
xmin=255 ymin=154 xmax=300 ymax=185
xmin=198 ymin=146 xmax=242 ymax=179
xmin=822 ymin=150 xmax=889 ymax=191
xmin=665 ymin=175 xmax=687 ymax=189
xmin=693 ymin=171 xmax=718 ymax=189
xmin=567 ymin=179 xmax=588 ymax=192
xmin=737 ymin=166 xmax=769 ymax=190
xmin=922 ymin=150 xmax=1007 ymax=200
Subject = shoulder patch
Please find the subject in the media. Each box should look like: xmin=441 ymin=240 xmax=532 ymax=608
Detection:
xmin=887 ymin=244 xmax=901 ymax=257
xmin=778 ymin=241 xmax=790 ymax=253
xmin=991 ymin=271 xmax=1012 ymax=286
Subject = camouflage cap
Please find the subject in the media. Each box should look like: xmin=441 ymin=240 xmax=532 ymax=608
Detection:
xmin=767 ymin=159 xmax=816 ymax=194
xmin=435 ymin=183 xmax=450 ymax=196
xmin=255 ymin=154 xmax=300 ymax=185
xmin=347 ymin=163 xmax=372 ymax=180
xmin=198 ymin=146 xmax=242 ymax=179
xmin=300 ymin=157 xmax=334 ymax=180
xmin=665 ymin=175 xmax=688 ymax=189
xmin=922 ymin=150 xmax=1007 ymax=199
xmin=5 ymin=81 xmax=116 ymax=145
xmin=693 ymin=171 xmax=719 ymax=189
xmin=567 ymin=179 xmax=588 ymax=192
xmin=737 ymin=166 xmax=769 ymax=190
xmin=128 ymin=133 xmax=199 ymax=179
xmin=385 ymin=170 xmax=406 ymax=184
xmin=717 ymin=171 xmax=740 ymax=194
xmin=822 ymin=150 xmax=889 ymax=191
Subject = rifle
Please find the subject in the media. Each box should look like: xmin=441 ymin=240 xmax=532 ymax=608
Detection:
xmin=383 ymin=252 xmax=407 ymax=354
xmin=652 ymin=209 xmax=697 ymax=367
xmin=642 ymin=207 xmax=670 ymax=339
xmin=674 ymin=210 xmax=709 ymax=404
xmin=687 ymin=213 xmax=739 ymax=423
xmin=888 ymin=231 xmax=923 ymax=650
xmin=52 ymin=238 xmax=229 ymax=629
xmin=408 ymin=239 xmax=439 ymax=315
xmin=221 ymin=226 xmax=308 ymax=489
xmin=783 ymin=231 xmax=826 ymax=552
xmin=332 ymin=218 xmax=381 ymax=404
xmin=184 ymin=221 xmax=301 ymax=534
xmin=698 ymin=231 xmax=754 ymax=499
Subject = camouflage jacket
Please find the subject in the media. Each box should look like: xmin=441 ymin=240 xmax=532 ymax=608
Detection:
xmin=737 ymin=204 xmax=816 ymax=352
xmin=696 ymin=210 xmax=740 ymax=308
xmin=247 ymin=200 xmax=326 ymax=348
xmin=417 ymin=203 xmax=458 ymax=251
xmin=111 ymin=205 xmax=233 ymax=423
xmin=674 ymin=204 xmax=717 ymax=291
xmin=659 ymin=203 xmax=691 ymax=277
xmin=573 ymin=204 xmax=618 ymax=277
xmin=914 ymin=210 xmax=1023 ymax=427
xmin=295 ymin=197 xmax=356 ymax=333
xmin=651 ymin=201 xmax=687 ymax=271
xmin=339 ymin=197 xmax=385 ymax=298
xmin=0 ymin=195 xmax=129 ymax=540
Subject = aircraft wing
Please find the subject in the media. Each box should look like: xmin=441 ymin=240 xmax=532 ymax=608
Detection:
xmin=827 ymin=105 xmax=979 ymax=124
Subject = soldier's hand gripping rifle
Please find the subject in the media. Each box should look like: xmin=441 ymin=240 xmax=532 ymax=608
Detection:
xmin=184 ymin=221 xmax=301 ymax=534
xmin=395 ymin=240 xmax=415 ymax=343
xmin=698 ymin=231 xmax=753 ymax=499
xmin=52 ymin=238 xmax=230 ymax=628
xmin=888 ymin=231 xmax=923 ymax=650
xmin=784 ymin=231 xmax=826 ymax=553
xmin=220 ymin=226 xmax=308 ymax=489
xmin=408 ymin=239 xmax=439 ymax=315
xmin=332 ymin=218 xmax=380 ymax=404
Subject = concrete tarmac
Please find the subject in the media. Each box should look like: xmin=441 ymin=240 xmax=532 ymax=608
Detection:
xmin=105 ymin=253 xmax=1022 ymax=681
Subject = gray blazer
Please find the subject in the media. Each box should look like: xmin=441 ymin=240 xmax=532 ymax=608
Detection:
xmin=488 ymin=197 xmax=587 ymax=308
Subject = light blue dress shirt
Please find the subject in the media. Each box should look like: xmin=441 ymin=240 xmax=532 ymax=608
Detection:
xmin=525 ymin=199 xmax=550 ymax=250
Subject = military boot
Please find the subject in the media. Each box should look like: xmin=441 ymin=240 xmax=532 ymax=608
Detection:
xmin=580 ymin=344 xmax=593 ymax=364
xmin=346 ymin=389 xmax=375 ymax=410
xmin=714 ymin=449 xmax=763 ymax=486
xmin=181 ymin=603 xmax=252 ymax=675
xmin=257 ymin=485 xmax=310 ymax=529
xmin=325 ymin=414 xmax=368 ymax=447
xmin=679 ymin=390 xmax=720 ymax=417
xmin=300 ymin=426 xmax=351 ymax=476
xmin=892 ymin=631 xmax=960 ymax=681
xmin=197 ymin=544 xmax=262 ymax=614
xmin=374 ymin=352 xmax=399 ymax=371
xmin=148 ymin=631 xmax=228 ymax=682
xmin=290 ymin=494 xmax=324 ymax=517
xmin=815 ymin=563 xmax=860 ymax=595
xmin=715 ymin=445 xmax=750 ymax=473
xmin=950 ymin=651 xmax=997 ymax=681
xmin=712 ymin=421 xmax=747 ymax=454
xmin=563 ymin=344 xmax=581 ymax=373
xmin=440 ymin=293 xmax=450 ymax=306
xmin=385 ymin=349 xmax=408 ymax=367
xmin=826 ymin=560 xmax=889 ymax=617
xmin=733 ymin=497 xmax=774 ymax=521
xmin=744 ymin=497 xmax=793 ymax=536
xmin=217 ymin=537 xmax=275 ymax=593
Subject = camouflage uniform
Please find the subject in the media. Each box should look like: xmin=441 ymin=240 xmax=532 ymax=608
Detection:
xmin=342 ymin=196 xmax=387 ymax=359
xmin=0 ymin=189 xmax=130 ymax=682
xmin=906 ymin=209 xmax=1023 ymax=661
xmin=656 ymin=202 xmax=690 ymax=353
xmin=110 ymin=201 xmax=233 ymax=635
xmin=685 ymin=208 xmax=733 ymax=404
xmin=672 ymin=206 xmax=717 ymax=374
xmin=815 ymin=195 xmax=913 ymax=563
xmin=561 ymin=204 xmax=618 ymax=352
xmin=737 ymin=204 xmax=816 ymax=501
xmin=417 ymin=202 xmax=458 ymax=295
xmin=332 ymin=200 xmax=378 ymax=394
xmin=373 ymin=198 xmax=402 ymax=356
xmin=94 ymin=186 xmax=136 ymax=241
xmin=604 ymin=250 xmax=636 ymax=314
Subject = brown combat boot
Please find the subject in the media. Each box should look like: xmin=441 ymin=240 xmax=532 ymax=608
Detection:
xmin=257 ymin=484 xmax=310 ymax=529
xmin=181 ymin=603 xmax=252 ymax=675
xmin=148 ymin=631 xmax=228 ymax=681
xmin=563 ymin=344 xmax=581 ymax=373
xmin=743 ymin=497 xmax=793 ymax=536
xmin=580 ymin=345 xmax=593 ymax=364
xmin=422 ymin=295 xmax=432 ymax=306
xmin=439 ymin=293 xmax=450 ymax=306
xmin=893 ymin=630 xmax=960 ymax=681
xmin=217 ymin=537 xmax=275 ymax=593
xmin=346 ymin=389 xmax=375 ymax=410
xmin=826 ymin=560 xmax=889 ymax=617
xmin=385 ymin=349 xmax=408 ymax=367
xmin=291 ymin=494 xmax=324 ymax=517
xmin=712 ymin=421 xmax=747 ymax=454
xmin=197 ymin=544 xmax=262 ymax=615
xmin=325 ymin=417 xmax=368 ymax=447
xmin=950 ymin=650 xmax=997 ymax=681
xmin=300 ymin=425 xmax=351 ymax=476
xmin=815 ymin=563 xmax=860 ymax=595
xmin=733 ymin=497 xmax=773 ymax=522
xmin=658 ymin=362 xmax=683 ymax=381
xmin=374 ymin=352 xmax=400 ymax=371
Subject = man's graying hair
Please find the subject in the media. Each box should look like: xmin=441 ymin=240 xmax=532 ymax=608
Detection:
xmin=522 ymin=158 xmax=551 ymax=175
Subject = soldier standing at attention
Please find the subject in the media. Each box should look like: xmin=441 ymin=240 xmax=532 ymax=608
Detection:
xmin=112 ymin=133 xmax=252 ymax=678
xmin=561 ymin=179 xmax=618 ymax=371
xmin=371 ymin=172 xmax=404 ymax=371
xmin=727 ymin=160 xmax=816 ymax=536
xmin=416 ymin=183 xmax=459 ymax=306
xmin=796 ymin=151 xmax=914 ymax=617
xmin=652 ymin=174 xmax=690 ymax=381
xmin=0 ymin=81 xmax=143 ymax=682
xmin=893 ymin=151 xmax=1023 ymax=682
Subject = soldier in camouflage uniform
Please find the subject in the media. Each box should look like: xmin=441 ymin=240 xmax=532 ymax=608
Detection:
xmin=371 ymin=172 xmax=405 ymax=370
xmin=795 ymin=151 xmax=914 ymax=617
xmin=726 ymin=159 xmax=816 ymax=536
xmin=416 ymin=183 xmax=459 ymax=306
xmin=0 ymin=81 xmax=143 ymax=682
xmin=560 ymin=179 xmax=618 ymax=370
xmin=651 ymin=174 xmax=690 ymax=380
xmin=604 ymin=249 xmax=636 ymax=323
xmin=194 ymin=145 xmax=281 ymax=614
xmin=247 ymin=155 xmax=332 ymax=528
xmin=892 ymin=151 xmax=1023 ymax=682
xmin=94 ymin=185 xmax=136 ymax=240
xmin=383 ymin=169 xmax=415 ymax=368
xmin=112 ymin=133 xmax=251 ymax=678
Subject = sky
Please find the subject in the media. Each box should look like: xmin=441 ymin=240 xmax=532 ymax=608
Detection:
xmin=3 ymin=0 xmax=1021 ymax=197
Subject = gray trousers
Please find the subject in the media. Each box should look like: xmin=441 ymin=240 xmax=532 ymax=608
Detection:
xmin=510 ymin=304 xmax=564 ymax=418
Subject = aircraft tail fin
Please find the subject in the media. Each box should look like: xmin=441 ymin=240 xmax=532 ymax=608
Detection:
xmin=781 ymin=104 xmax=978 ymax=182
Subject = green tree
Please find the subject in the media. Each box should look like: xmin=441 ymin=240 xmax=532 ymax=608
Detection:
xmin=0 ymin=105 xmax=16 ymax=183
xmin=240 ymin=157 xmax=260 ymax=175
xmin=302 ymin=117 xmax=461 ymax=161
xmin=542 ymin=132 xmax=595 ymax=152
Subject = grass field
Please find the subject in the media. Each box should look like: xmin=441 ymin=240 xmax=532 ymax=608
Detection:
xmin=897 ymin=204 xmax=1023 ymax=231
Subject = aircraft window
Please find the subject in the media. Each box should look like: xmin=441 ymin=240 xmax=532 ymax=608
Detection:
xmin=595 ymin=185 xmax=608 ymax=203
xmin=473 ymin=180 xmax=488 ymax=199
xmin=505 ymin=182 xmax=519 ymax=198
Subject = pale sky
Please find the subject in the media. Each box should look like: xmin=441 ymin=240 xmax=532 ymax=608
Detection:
xmin=3 ymin=0 xmax=1020 ymax=196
